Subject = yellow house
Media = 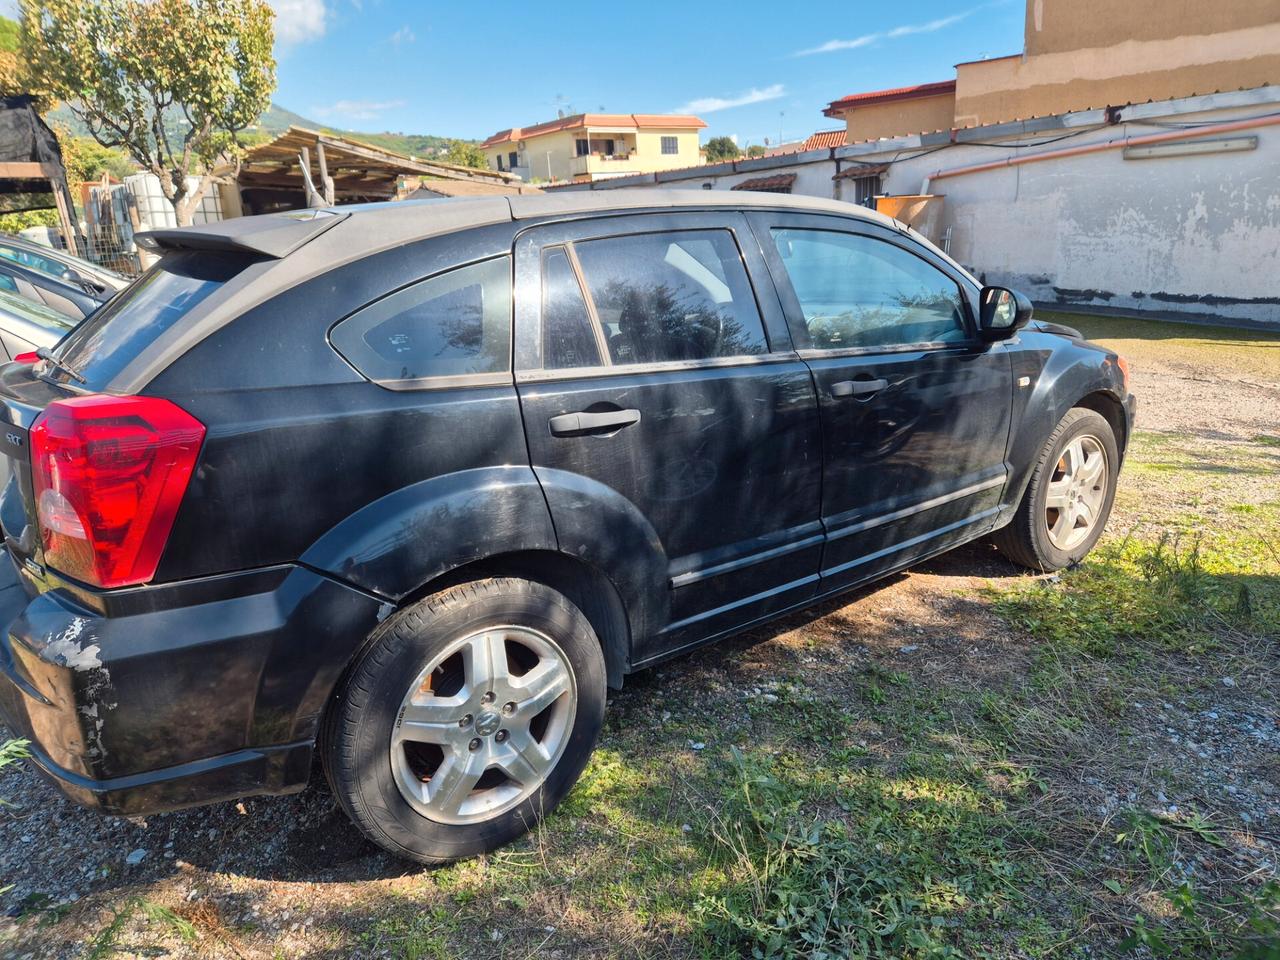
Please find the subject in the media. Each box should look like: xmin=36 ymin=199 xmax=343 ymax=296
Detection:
xmin=823 ymin=0 xmax=1280 ymax=141
xmin=481 ymin=113 xmax=707 ymax=183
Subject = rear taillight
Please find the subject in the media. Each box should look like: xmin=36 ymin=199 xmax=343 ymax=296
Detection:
xmin=29 ymin=395 xmax=204 ymax=588
xmin=13 ymin=351 xmax=38 ymax=364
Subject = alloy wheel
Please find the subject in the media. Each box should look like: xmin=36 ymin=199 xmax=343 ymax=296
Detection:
xmin=1044 ymin=434 xmax=1108 ymax=551
xmin=389 ymin=625 xmax=577 ymax=824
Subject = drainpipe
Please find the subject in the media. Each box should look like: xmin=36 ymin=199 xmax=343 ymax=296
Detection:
xmin=919 ymin=112 xmax=1280 ymax=194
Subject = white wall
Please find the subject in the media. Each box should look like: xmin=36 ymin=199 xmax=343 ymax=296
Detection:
xmin=568 ymin=90 xmax=1280 ymax=327
xmin=878 ymin=100 xmax=1280 ymax=326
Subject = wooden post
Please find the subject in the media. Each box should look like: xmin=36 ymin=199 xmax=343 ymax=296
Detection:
xmin=316 ymin=141 xmax=335 ymax=205
xmin=51 ymin=178 xmax=79 ymax=256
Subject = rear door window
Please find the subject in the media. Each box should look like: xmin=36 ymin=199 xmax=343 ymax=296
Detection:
xmin=329 ymin=256 xmax=512 ymax=386
xmin=569 ymin=230 xmax=769 ymax=365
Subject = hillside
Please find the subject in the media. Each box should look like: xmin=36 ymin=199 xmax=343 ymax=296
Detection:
xmin=48 ymin=100 xmax=471 ymax=159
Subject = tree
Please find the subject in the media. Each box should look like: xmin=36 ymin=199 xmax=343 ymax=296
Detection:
xmin=444 ymin=140 xmax=487 ymax=170
xmin=62 ymin=135 xmax=137 ymax=183
xmin=746 ymin=144 xmax=766 ymax=158
xmin=703 ymin=136 xmax=741 ymax=163
xmin=20 ymin=0 xmax=276 ymax=225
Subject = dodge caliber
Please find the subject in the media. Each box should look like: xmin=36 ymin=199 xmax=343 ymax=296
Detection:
xmin=0 ymin=192 xmax=1135 ymax=862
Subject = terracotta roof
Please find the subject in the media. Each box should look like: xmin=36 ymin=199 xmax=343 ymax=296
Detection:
xmin=483 ymin=113 xmax=707 ymax=148
xmin=803 ymin=129 xmax=848 ymax=150
xmin=824 ymin=80 xmax=957 ymax=117
xmin=731 ymin=173 xmax=796 ymax=193
xmin=832 ymin=162 xmax=889 ymax=180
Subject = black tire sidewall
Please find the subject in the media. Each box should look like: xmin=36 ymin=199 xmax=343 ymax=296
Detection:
xmin=332 ymin=580 xmax=606 ymax=863
xmin=1027 ymin=410 xmax=1119 ymax=569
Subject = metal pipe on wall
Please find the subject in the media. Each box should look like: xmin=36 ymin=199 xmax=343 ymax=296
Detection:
xmin=919 ymin=112 xmax=1280 ymax=193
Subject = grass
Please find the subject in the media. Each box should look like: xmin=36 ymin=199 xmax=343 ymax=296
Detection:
xmin=1039 ymin=310 xmax=1280 ymax=383
xmin=6 ymin=316 xmax=1279 ymax=958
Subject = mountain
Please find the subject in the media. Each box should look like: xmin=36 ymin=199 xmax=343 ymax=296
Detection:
xmin=254 ymin=104 xmax=466 ymax=157
xmin=49 ymin=101 xmax=472 ymax=159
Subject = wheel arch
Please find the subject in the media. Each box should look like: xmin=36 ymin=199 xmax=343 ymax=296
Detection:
xmin=393 ymin=550 xmax=632 ymax=690
xmin=1073 ymin=389 xmax=1129 ymax=458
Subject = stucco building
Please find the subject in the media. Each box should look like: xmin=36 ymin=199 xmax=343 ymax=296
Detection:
xmin=481 ymin=113 xmax=706 ymax=184
xmin=549 ymin=0 xmax=1280 ymax=327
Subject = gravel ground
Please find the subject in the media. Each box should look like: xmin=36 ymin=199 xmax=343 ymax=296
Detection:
xmin=1 ymin=313 xmax=1277 ymax=958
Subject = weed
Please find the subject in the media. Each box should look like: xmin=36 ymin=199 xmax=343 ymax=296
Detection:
xmin=696 ymin=746 xmax=1021 ymax=958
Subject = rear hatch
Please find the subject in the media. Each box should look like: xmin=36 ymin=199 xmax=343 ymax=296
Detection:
xmin=0 ymin=251 xmax=248 ymax=588
xmin=0 ymin=211 xmax=345 ymax=590
xmin=0 ymin=363 xmax=75 ymax=578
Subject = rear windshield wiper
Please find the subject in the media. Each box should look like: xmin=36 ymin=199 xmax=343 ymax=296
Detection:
xmin=35 ymin=346 xmax=87 ymax=384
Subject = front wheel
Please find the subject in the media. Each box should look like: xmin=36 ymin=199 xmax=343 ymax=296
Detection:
xmin=321 ymin=578 xmax=606 ymax=863
xmin=992 ymin=407 xmax=1119 ymax=571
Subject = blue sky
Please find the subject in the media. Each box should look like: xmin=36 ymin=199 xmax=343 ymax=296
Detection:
xmin=270 ymin=0 xmax=1025 ymax=145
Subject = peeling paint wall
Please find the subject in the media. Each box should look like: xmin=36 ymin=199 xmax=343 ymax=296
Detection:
xmin=881 ymin=100 xmax=1280 ymax=325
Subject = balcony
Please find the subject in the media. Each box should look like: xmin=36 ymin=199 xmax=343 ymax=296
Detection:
xmin=569 ymin=152 xmax=641 ymax=178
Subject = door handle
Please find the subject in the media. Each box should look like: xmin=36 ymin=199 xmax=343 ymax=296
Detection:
xmin=548 ymin=408 xmax=642 ymax=436
xmin=830 ymin=378 xmax=888 ymax=398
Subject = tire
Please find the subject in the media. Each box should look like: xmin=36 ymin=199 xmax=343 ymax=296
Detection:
xmin=320 ymin=577 xmax=606 ymax=863
xmin=992 ymin=407 xmax=1119 ymax=572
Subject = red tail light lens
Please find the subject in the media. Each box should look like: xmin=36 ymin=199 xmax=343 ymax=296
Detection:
xmin=13 ymin=351 xmax=39 ymax=364
xmin=29 ymin=395 xmax=205 ymax=588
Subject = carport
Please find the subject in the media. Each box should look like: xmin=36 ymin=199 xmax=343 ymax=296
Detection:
xmin=0 ymin=94 xmax=81 ymax=253
xmin=225 ymin=126 xmax=524 ymax=215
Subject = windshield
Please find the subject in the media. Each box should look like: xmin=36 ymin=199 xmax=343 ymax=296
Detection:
xmin=50 ymin=251 xmax=247 ymax=388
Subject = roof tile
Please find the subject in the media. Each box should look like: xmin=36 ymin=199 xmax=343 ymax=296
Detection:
xmin=483 ymin=113 xmax=707 ymax=148
xmin=824 ymin=80 xmax=956 ymax=117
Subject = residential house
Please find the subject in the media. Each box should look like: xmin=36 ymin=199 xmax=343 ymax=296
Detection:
xmin=823 ymin=81 xmax=957 ymax=142
xmin=548 ymin=0 xmax=1280 ymax=326
xmin=481 ymin=113 xmax=706 ymax=183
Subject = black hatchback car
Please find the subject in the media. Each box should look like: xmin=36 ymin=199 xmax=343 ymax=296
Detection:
xmin=0 ymin=193 xmax=1135 ymax=862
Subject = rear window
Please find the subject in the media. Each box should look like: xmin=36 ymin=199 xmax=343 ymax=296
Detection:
xmin=50 ymin=251 xmax=244 ymax=388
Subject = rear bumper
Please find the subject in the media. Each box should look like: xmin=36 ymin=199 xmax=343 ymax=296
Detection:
xmin=0 ymin=557 xmax=385 ymax=815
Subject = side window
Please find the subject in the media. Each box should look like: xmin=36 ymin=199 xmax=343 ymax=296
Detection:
xmin=660 ymin=136 xmax=678 ymax=155
xmin=771 ymin=229 xmax=968 ymax=350
xmin=541 ymin=246 xmax=600 ymax=369
xmin=331 ymin=256 xmax=511 ymax=384
xmin=570 ymin=230 xmax=769 ymax=365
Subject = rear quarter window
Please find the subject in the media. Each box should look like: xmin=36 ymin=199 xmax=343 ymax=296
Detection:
xmin=329 ymin=256 xmax=512 ymax=387
xmin=52 ymin=251 xmax=246 ymax=388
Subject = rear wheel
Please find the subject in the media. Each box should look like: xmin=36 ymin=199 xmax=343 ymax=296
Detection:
xmin=321 ymin=578 xmax=606 ymax=863
xmin=992 ymin=408 xmax=1118 ymax=571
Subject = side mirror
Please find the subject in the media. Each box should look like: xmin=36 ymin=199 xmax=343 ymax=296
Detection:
xmin=978 ymin=286 xmax=1033 ymax=340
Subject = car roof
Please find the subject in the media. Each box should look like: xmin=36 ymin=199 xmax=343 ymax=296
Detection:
xmin=117 ymin=191 xmax=972 ymax=394
xmin=138 ymin=190 xmax=903 ymax=259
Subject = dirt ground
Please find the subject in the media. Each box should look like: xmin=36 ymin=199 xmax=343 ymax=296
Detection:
xmin=1 ymin=312 xmax=1277 ymax=959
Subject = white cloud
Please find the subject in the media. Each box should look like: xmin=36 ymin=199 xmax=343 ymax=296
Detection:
xmin=269 ymin=0 xmax=330 ymax=46
xmin=796 ymin=10 xmax=971 ymax=55
xmin=311 ymin=98 xmax=406 ymax=122
xmin=389 ymin=25 xmax=415 ymax=46
xmin=674 ymin=84 xmax=786 ymax=115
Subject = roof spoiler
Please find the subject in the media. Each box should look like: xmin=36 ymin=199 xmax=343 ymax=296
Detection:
xmin=135 ymin=209 xmax=348 ymax=259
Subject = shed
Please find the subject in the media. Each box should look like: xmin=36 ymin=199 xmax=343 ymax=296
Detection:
xmin=227 ymin=126 xmax=525 ymax=215
xmin=0 ymin=94 xmax=80 ymax=253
